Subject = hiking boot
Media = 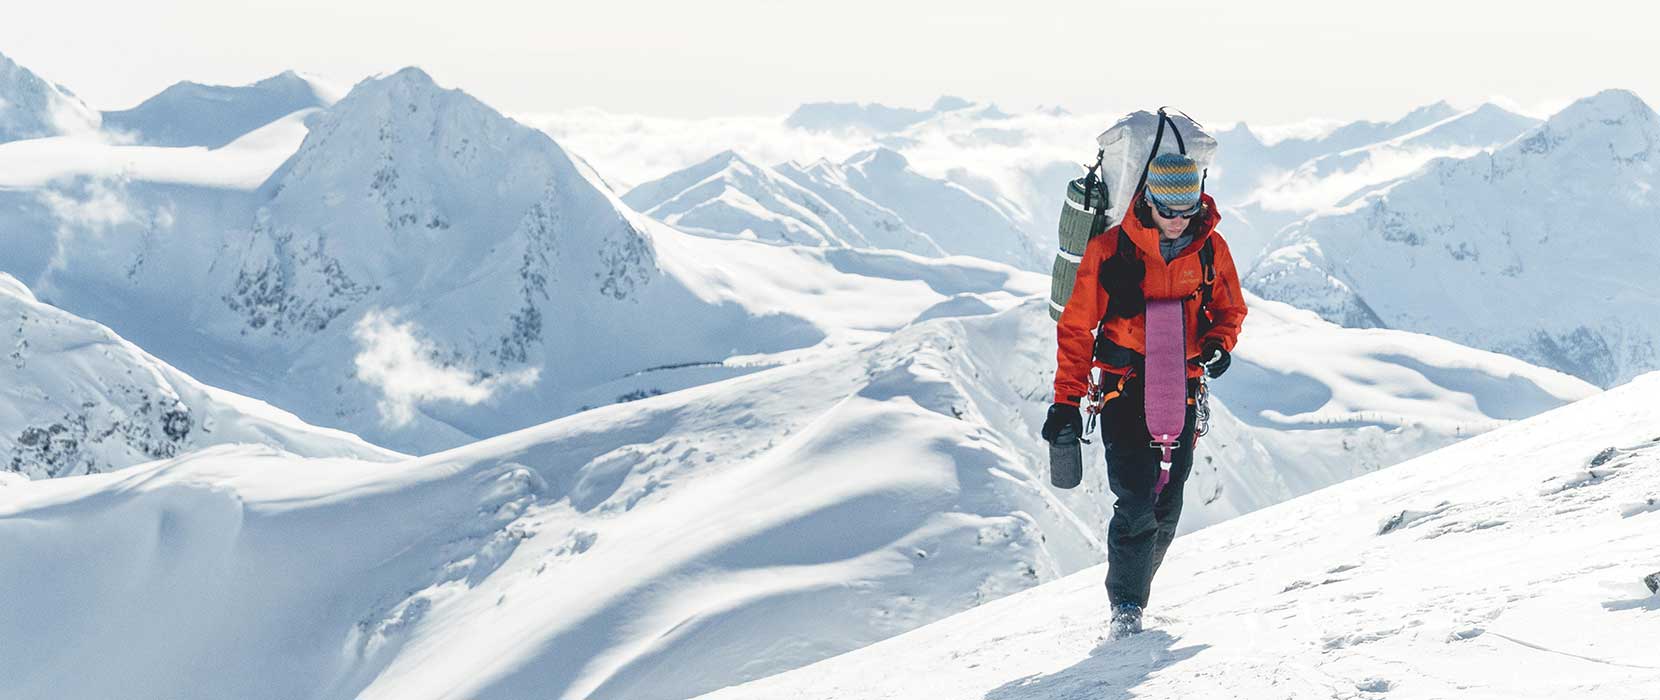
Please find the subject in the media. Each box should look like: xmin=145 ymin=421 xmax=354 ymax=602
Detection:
xmin=1109 ymin=603 xmax=1143 ymax=640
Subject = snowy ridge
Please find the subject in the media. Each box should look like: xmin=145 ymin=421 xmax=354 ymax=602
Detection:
xmin=1 ymin=273 xmax=402 ymax=479
xmin=1246 ymin=89 xmax=1660 ymax=387
xmin=620 ymin=149 xmax=877 ymax=248
xmin=101 ymin=70 xmax=336 ymax=148
xmin=698 ymin=372 xmax=1660 ymax=700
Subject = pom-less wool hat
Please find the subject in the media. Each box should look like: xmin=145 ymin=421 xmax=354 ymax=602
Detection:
xmin=1144 ymin=152 xmax=1202 ymax=212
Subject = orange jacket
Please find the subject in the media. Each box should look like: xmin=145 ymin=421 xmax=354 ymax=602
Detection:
xmin=1053 ymin=192 xmax=1247 ymax=405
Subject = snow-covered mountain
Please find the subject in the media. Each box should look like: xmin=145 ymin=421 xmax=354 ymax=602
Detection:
xmin=785 ymin=95 xmax=999 ymax=133
xmin=0 ymin=50 xmax=98 ymax=142
xmin=804 ymin=147 xmax=1040 ymax=269
xmin=619 ymin=149 xmax=943 ymax=255
xmin=1 ymin=273 xmax=401 ymax=479
xmin=1247 ymin=89 xmax=1660 ymax=387
xmin=0 ymin=282 xmax=1595 ymax=700
xmin=698 ymin=371 xmax=1660 ymax=700
xmin=0 ymin=66 xmax=1053 ymax=454
xmin=1213 ymin=100 xmax=1463 ymax=195
xmin=101 ymin=70 xmax=337 ymax=148
xmin=1214 ymin=102 xmax=1540 ymax=263
xmin=624 ymin=147 xmax=1041 ymax=270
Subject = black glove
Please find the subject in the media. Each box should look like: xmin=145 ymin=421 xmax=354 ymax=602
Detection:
xmin=1196 ymin=341 xmax=1231 ymax=379
xmin=1041 ymin=402 xmax=1083 ymax=444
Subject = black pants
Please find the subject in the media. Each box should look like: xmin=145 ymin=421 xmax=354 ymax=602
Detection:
xmin=1100 ymin=373 xmax=1199 ymax=609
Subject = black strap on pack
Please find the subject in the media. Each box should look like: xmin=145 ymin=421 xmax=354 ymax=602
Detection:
xmin=1132 ymin=108 xmax=1188 ymax=200
xmin=1194 ymin=238 xmax=1217 ymax=336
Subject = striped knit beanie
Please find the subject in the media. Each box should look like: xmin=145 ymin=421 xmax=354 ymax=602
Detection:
xmin=1144 ymin=152 xmax=1202 ymax=211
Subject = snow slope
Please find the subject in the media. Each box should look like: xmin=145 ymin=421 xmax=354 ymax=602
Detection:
xmin=1 ymin=273 xmax=402 ymax=479
xmin=0 ymin=50 xmax=98 ymax=143
xmin=700 ymin=371 xmax=1660 ymax=700
xmin=1247 ymin=90 xmax=1660 ymax=387
xmin=0 ymin=289 xmax=1596 ymax=700
xmin=1192 ymin=292 xmax=1597 ymax=525
xmin=101 ymin=70 xmax=336 ymax=148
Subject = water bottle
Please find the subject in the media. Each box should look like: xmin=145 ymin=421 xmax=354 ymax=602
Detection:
xmin=1049 ymin=421 xmax=1082 ymax=489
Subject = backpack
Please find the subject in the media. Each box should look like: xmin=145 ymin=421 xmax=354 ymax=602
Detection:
xmin=1048 ymin=108 xmax=1214 ymax=321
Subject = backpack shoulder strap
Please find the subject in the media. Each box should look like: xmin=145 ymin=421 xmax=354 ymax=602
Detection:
xmin=1196 ymin=238 xmax=1217 ymax=334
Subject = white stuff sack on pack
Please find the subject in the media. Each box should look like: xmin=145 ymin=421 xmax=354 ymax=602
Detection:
xmin=1049 ymin=109 xmax=1218 ymax=321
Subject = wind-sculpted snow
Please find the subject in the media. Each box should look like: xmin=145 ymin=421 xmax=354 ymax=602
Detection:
xmin=0 ymin=273 xmax=402 ymax=479
xmin=1248 ymin=90 xmax=1660 ymax=387
xmin=0 ymin=290 xmax=1596 ymax=699
xmin=697 ymin=372 xmax=1660 ymax=700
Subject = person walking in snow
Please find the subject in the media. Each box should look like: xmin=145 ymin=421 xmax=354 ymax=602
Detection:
xmin=1041 ymin=152 xmax=1248 ymax=639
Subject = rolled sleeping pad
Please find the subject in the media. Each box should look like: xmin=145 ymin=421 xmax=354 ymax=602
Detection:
xmin=1048 ymin=420 xmax=1083 ymax=489
xmin=1049 ymin=176 xmax=1108 ymax=321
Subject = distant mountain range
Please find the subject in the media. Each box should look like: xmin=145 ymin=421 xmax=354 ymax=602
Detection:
xmin=623 ymin=147 xmax=1043 ymax=270
xmin=1247 ymin=89 xmax=1660 ymax=388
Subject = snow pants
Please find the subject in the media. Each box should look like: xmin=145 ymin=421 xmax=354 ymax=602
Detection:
xmin=1101 ymin=373 xmax=1199 ymax=610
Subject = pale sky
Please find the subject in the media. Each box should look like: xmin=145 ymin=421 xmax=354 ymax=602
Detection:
xmin=2 ymin=0 xmax=1652 ymax=125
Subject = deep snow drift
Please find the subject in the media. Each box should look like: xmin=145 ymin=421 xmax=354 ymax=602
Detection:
xmin=700 ymin=372 xmax=1660 ymax=700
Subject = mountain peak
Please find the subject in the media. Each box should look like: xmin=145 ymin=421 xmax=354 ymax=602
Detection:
xmin=1392 ymin=99 xmax=1459 ymax=131
xmin=849 ymin=146 xmax=910 ymax=171
xmin=383 ymin=65 xmax=438 ymax=87
xmin=931 ymin=95 xmax=974 ymax=112
xmin=1513 ymin=88 xmax=1660 ymax=159
xmin=1550 ymin=88 xmax=1656 ymax=125
xmin=0 ymin=49 xmax=100 ymax=141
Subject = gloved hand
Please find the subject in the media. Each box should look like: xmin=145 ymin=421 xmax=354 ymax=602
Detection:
xmin=1196 ymin=341 xmax=1231 ymax=378
xmin=1041 ymin=402 xmax=1082 ymax=444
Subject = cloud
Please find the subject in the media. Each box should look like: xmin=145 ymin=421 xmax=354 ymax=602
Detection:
xmin=35 ymin=175 xmax=176 ymax=279
xmin=352 ymin=309 xmax=540 ymax=428
xmin=1251 ymin=146 xmax=1488 ymax=213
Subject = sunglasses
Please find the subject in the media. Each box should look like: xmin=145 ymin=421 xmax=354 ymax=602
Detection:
xmin=1148 ymin=194 xmax=1202 ymax=219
